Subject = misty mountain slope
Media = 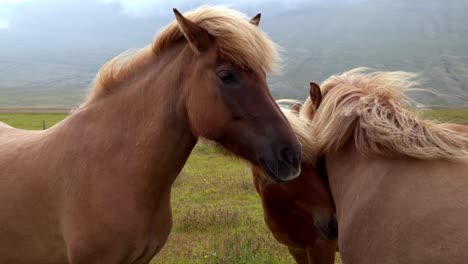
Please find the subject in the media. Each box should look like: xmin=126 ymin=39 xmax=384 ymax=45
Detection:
xmin=0 ymin=0 xmax=467 ymax=107
xmin=264 ymin=0 xmax=468 ymax=106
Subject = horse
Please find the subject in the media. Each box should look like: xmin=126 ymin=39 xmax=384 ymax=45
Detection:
xmin=300 ymin=68 xmax=468 ymax=264
xmin=0 ymin=6 xmax=302 ymax=263
xmin=251 ymin=105 xmax=337 ymax=264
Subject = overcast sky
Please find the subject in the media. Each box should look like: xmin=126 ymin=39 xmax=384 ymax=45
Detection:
xmin=1 ymin=0 xmax=466 ymax=107
xmin=0 ymin=0 xmax=362 ymax=30
xmin=0 ymin=0 xmax=365 ymax=54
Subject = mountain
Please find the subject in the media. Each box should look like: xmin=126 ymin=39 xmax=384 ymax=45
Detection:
xmin=263 ymin=0 xmax=468 ymax=106
xmin=0 ymin=0 xmax=467 ymax=107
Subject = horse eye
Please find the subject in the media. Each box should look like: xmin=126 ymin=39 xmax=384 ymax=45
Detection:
xmin=218 ymin=70 xmax=235 ymax=84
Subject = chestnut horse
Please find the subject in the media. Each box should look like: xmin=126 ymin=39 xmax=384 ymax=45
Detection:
xmin=252 ymin=107 xmax=337 ymax=264
xmin=301 ymin=68 xmax=468 ymax=264
xmin=0 ymin=7 xmax=301 ymax=264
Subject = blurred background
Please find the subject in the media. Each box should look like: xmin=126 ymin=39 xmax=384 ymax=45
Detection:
xmin=0 ymin=0 xmax=467 ymax=107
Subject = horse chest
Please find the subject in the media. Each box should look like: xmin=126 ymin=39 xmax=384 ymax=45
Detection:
xmin=262 ymin=198 xmax=314 ymax=248
xmin=61 ymin=187 xmax=174 ymax=264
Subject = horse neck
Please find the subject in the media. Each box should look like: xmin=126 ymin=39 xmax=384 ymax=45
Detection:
xmin=55 ymin=43 xmax=197 ymax=188
xmin=324 ymin=140 xmax=374 ymax=216
xmin=325 ymin=139 xmax=408 ymax=219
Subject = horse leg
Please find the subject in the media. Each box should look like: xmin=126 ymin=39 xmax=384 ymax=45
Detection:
xmin=288 ymin=247 xmax=309 ymax=264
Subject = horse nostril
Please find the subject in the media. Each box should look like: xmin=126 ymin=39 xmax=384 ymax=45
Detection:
xmin=328 ymin=216 xmax=339 ymax=239
xmin=280 ymin=147 xmax=293 ymax=165
xmin=281 ymin=147 xmax=300 ymax=168
xmin=291 ymin=154 xmax=299 ymax=169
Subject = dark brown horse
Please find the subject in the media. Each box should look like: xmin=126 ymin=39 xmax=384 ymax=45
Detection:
xmin=0 ymin=7 xmax=301 ymax=263
xmin=252 ymin=103 xmax=337 ymax=264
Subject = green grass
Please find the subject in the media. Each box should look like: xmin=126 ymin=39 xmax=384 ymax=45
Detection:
xmin=422 ymin=109 xmax=468 ymax=125
xmin=0 ymin=113 xmax=67 ymax=130
xmin=152 ymin=145 xmax=299 ymax=264
xmin=0 ymin=109 xmax=467 ymax=263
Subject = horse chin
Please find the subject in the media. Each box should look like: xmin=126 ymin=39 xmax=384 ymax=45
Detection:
xmin=314 ymin=215 xmax=339 ymax=240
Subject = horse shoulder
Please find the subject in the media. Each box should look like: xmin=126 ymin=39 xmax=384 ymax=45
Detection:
xmin=336 ymin=156 xmax=468 ymax=263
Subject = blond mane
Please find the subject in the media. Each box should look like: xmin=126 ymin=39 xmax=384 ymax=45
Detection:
xmin=87 ymin=6 xmax=280 ymax=102
xmin=310 ymin=68 xmax=468 ymax=161
xmin=280 ymin=108 xmax=317 ymax=164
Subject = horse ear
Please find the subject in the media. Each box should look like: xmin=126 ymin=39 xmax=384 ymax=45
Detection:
xmin=173 ymin=8 xmax=211 ymax=54
xmin=250 ymin=13 xmax=261 ymax=26
xmin=291 ymin=103 xmax=302 ymax=114
xmin=309 ymin=82 xmax=322 ymax=110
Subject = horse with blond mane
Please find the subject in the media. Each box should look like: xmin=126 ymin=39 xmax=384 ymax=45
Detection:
xmin=298 ymin=68 xmax=468 ymax=263
xmin=0 ymin=7 xmax=302 ymax=263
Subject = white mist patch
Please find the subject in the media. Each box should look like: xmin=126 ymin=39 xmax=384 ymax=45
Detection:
xmin=0 ymin=18 xmax=9 ymax=29
xmin=0 ymin=0 xmax=30 ymax=4
xmin=98 ymin=0 xmax=350 ymax=18
xmin=99 ymin=0 xmax=194 ymax=17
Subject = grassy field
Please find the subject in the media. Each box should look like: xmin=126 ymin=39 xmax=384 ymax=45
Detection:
xmin=0 ymin=109 xmax=467 ymax=263
xmin=422 ymin=109 xmax=468 ymax=125
xmin=0 ymin=113 xmax=67 ymax=130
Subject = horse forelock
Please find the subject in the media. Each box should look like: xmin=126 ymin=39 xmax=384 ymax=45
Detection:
xmin=153 ymin=6 xmax=281 ymax=74
xmin=310 ymin=68 xmax=468 ymax=161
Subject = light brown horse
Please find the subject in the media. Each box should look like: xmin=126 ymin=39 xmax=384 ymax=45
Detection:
xmin=252 ymin=104 xmax=337 ymax=264
xmin=0 ymin=7 xmax=301 ymax=264
xmin=301 ymin=68 xmax=468 ymax=264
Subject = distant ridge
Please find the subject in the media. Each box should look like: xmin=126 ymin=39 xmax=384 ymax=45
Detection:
xmin=0 ymin=0 xmax=467 ymax=107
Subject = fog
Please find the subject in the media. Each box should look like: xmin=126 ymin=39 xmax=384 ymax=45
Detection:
xmin=0 ymin=0 xmax=467 ymax=107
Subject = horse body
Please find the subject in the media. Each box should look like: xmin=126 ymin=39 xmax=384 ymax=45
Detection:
xmin=0 ymin=7 xmax=302 ymax=263
xmin=299 ymin=69 xmax=468 ymax=263
xmin=0 ymin=48 xmax=197 ymax=263
xmin=328 ymin=141 xmax=468 ymax=264
xmin=0 ymin=129 xmax=68 ymax=263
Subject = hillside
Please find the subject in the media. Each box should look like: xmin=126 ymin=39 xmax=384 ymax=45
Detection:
xmin=264 ymin=0 xmax=468 ymax=106
xmin=0 ymin=0 xmax=467 ymax=107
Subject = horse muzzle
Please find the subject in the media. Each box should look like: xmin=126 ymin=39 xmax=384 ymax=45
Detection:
xmin=315 ymin=214 xmax=338 ymax=240
xmin=257 ymin=145 xmax=301 ymax=183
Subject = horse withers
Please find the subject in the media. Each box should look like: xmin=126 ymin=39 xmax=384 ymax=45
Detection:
xmin=0 ymin=6 xmax=301 ymax=264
